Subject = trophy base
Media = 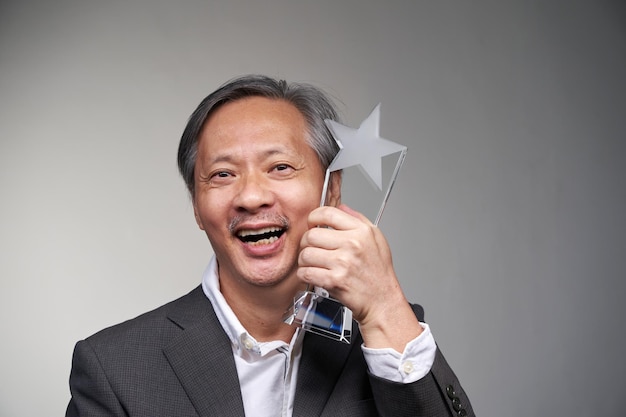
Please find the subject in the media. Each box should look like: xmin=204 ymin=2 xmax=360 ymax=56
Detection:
xmin=283 ymin=291 xmax=352 ymax=344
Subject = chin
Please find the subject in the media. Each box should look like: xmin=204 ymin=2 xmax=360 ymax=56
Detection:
xmin=241 ymin=268 xmax=296 ymax=289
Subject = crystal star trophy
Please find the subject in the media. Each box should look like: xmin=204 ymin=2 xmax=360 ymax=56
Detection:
xmin=283 ymin=104 xmax=408 ymax=343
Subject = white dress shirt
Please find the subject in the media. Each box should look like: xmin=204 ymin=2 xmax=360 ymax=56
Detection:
xmin=201 ymin=257 xmax=436 ymax=417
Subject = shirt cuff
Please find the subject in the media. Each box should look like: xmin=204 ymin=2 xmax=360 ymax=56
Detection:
xmin=361 ymin=322 xmax=436 ymax=383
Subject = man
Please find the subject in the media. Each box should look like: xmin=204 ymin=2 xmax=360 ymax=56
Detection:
xmin=66 ymin=75 xmax=474 ymax=416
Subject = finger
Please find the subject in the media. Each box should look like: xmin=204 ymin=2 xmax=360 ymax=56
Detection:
xmin=297 ymin=264 xmax=329 ymax=287
xmin=298 ymin=245 xmax=334 ymax=269
xmin=297 ymin=263 xmax=349 ymax=294
xmin=307 ymin=205 xmax=363 ymax=231
xmin=299 ymin=242 xmax=357 ymax=273
xmin=300 ymin=226 xmax=345 ymax=250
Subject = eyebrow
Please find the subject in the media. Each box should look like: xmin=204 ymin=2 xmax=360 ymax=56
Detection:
xmin=207 ymin=146 xmax=299 ymax=166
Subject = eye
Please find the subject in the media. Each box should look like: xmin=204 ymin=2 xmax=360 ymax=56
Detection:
xmin=270 ymin=163 xmax=297 ymax=177
xmin=274 ymin=164 xmax=292 ymax=172
xmin=203 ymin=170 xmax=236 ymax=186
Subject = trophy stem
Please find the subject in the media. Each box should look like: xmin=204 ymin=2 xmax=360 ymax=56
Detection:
xmin=374 ymin=148 xmax=407 ymax=226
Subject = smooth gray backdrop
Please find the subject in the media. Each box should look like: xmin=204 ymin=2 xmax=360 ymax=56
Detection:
xmin=1 ymin=1 xmax=624 ymax=416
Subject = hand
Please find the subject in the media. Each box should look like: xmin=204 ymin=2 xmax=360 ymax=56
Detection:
xmin=298 ymin=204 xmax=422 ymax=351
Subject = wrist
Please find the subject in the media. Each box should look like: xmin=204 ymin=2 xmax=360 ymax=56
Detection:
xmin=358 ymin=298 xmax=422 ymax=352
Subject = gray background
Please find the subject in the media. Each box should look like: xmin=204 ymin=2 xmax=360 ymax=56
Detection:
xmin=1 ymin=1 xmax=625 ymax=416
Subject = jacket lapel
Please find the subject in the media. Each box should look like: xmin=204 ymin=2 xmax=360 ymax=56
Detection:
xmin=293 ymin=321 xmax=360 ymax=417
xmin=163 ymin=287 xmax=245 ymax=417
xmin=161 ymin=287 xmax=364 ymax=417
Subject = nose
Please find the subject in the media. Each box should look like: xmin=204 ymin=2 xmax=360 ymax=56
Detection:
xmin=232 ymin=173 xmax=275 ymax=212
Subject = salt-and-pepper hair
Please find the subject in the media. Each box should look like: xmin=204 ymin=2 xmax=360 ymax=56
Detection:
xmin=177 ymin=74 xmax=341 ymax=198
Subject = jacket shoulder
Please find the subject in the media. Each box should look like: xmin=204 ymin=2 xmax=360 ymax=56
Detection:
xmin=83 ymin=285 xmax=209 ymax=349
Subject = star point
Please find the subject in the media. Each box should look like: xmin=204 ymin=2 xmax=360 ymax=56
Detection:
xmin=325 ymin=104 xmax=406 ymax=190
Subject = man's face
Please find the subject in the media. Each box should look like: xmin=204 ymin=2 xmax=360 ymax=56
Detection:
xmin=193 ymin=96 xmax=336 ymax=290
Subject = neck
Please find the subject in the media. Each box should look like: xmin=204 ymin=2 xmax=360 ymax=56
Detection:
xmin=219 ymin=275 xmax=306 ymax=343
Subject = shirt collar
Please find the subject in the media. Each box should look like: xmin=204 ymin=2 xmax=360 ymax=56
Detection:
xmin=201 ymin=256 xmax=301 ymax=358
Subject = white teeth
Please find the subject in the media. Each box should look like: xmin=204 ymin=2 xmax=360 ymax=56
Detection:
xmin=237 ymin=227 xmax=281 ymax=237
xmin=247 ymin=236 xmax=279 ymax=246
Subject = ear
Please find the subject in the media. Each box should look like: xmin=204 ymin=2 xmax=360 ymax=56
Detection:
xmin=325 ymin=170 xmax=342 ymax=207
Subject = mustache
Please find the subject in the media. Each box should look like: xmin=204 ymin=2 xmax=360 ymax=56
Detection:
xmin=228 ymin=213 xmax=290 ymax=234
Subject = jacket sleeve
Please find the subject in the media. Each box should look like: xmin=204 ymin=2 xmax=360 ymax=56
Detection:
xmin=368 ymin=347 xmax=474 ymax=417
xmin=368 ymin=304 xmax=475 ymax=416
xmin=66 ymin=340 xmax=128 ymax=417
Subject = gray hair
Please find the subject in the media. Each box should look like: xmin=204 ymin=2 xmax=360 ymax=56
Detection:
xmin=177 ymin=74 xmax=341 ymax=197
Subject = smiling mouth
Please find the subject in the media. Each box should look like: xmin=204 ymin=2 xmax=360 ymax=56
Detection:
xmin=237 ymin=226 xmax=286 ymax=246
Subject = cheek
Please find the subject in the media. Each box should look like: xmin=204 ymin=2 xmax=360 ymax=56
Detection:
xmin=195 ymin=195 xmax=230 ymax=230
xmin=296 ymin=172 xmax=325 ymax=201
xmin=282 ymin=187 xmax=322 ymax=234
xmin=287 ymin=183 xmax=322 ymax=211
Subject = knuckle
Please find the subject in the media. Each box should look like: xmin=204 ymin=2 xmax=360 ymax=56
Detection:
xmin=298 ymin=247 xmax=311 ymax=265
xmin=297 ymin=267 xmax=313 ymax=283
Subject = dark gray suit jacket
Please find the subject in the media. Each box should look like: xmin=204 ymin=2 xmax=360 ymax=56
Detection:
xmin=66 ymin=286 xmax=474 ymax=416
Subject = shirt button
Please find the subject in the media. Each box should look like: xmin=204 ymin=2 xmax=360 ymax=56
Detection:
xmin=402 ymin=361 xmax=414 ymax=374
xmin=242 ymin=337 xmax=255 ymax=350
